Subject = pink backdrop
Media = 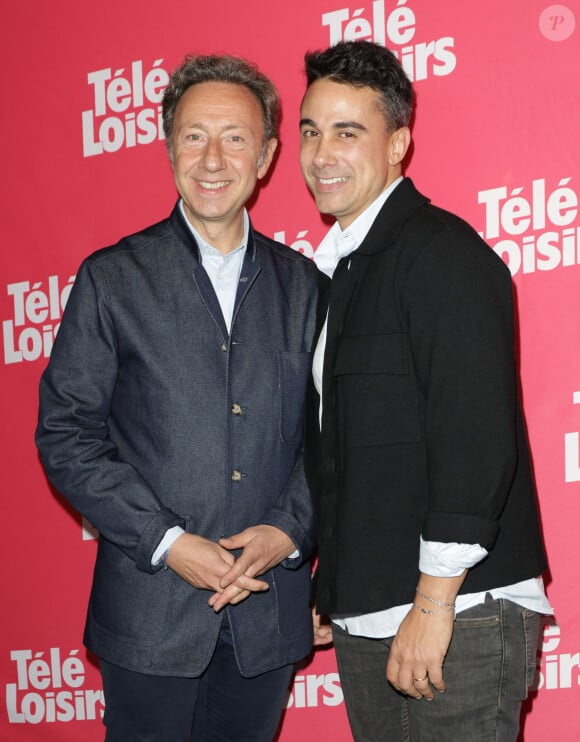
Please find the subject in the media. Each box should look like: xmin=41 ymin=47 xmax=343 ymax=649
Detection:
xmin=2 ymin=1 xmax=579 ymax=739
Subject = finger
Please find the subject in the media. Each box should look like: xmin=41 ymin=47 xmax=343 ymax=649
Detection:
xmin=385 ymin=652 xmax=408 ymax=691
xmin=426 ymin=664 xmax=446 ymax=694
xmin=210 ymin=584 xmax=250 ymax=612
xmin=393 ymin=666 xmax=421 ymax=699
xmin=385 ymin=656 xmax=400 ymax=687
xmin=209 ymin=584 xmax=240 ymax=611
xmin=219 ymin=532 xmax=251 ymax=549
xmin=228 ymin=588 xmax=251 ymax=605
xmin=209 ymin=575 xmax=267 ymax=609
xmin=213 ymin=543 xmax=237 ymax=565
xmin=219 ymin=554 xmax=256 ymax=588
xmin=412 ymin=674 xmax=433 ymax=701
xmin=208 ymin=591 xmax=221 ymax=608
xmin=208 ymin=574 xmax=268 ymax=611
xmin=400 ymin=680 xmax=422 ymax=700
xmin=234 ymin=573 xmax=269 ymax=592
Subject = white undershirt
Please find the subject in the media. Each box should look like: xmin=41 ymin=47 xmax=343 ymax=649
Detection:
xmin=312 ymin=179 xmax=552 ymax=637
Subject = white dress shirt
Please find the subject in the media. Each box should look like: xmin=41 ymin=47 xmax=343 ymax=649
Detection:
xmin=151 ymin=203 xmax=249 ymax=565
xmin=312 ymin=179 xmax=552 ymax=637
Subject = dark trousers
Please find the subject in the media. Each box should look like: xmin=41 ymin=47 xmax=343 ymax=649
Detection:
xmin=100 ymin=621 xmax=294 ymax=741
xmin=332 ymin=596 xmax=541 ymax=742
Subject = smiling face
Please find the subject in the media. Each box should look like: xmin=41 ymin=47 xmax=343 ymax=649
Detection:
xmin=170 ymin=81 xmax=277 ymax=251
xmin=299 ymin=79 xmax=410 ymax=229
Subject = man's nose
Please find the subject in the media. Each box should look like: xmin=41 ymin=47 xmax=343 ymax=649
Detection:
xmin=313 ymin=136 xmax=336 ymax=168
xmin=201 ymin=138 xmax=226 ymax=170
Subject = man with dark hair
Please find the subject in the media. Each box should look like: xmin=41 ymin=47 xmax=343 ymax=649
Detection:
xmin=300 ymin=40 xmax=551 ymax=741
xmin=36 ymin=53 xmax=323 ymax=741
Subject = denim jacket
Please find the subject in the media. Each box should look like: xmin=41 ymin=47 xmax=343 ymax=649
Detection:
xmin=36 ymin=204 xmax=323 ymax=677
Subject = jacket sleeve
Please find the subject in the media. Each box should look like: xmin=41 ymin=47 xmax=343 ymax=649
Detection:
xmin=260 ymin=449 xmax=316 ymax=568
xmin=35 ymin=259 xmax=185 ymax=572
xmin=404 ymin=225 xmax=518 ymax=549
xmin=260 ymin=267 xmax=328 ymax=568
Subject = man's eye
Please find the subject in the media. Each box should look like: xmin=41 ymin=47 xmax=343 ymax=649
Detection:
xmin=301 ymin=129 xmax=318 ymax=138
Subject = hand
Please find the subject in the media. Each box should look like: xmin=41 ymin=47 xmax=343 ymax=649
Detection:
xmin=313 ymin=607 xmax=333 ymax=646
xmin=386 ymin=605 xmax=453 ymax=701
xmin=166 ymin=533 xmax=268 ymax=607
xmin=207 ymin=525 xmax=295 ymax=612
xmin=386 ymin=573 xmax=465 ymax=700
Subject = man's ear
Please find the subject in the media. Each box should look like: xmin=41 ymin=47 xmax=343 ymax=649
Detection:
xmin=388 ymin=127 xmax=411 ymax=166
xmin=257 ymin=138 xmax=278 ymax=179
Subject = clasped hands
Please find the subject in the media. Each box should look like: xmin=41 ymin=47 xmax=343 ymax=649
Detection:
xmin=165 ymin=525 xmax=295 ymax=613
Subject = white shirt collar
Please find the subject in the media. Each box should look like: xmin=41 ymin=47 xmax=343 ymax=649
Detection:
xmin=178 ymin=200 xmax=249 ymax=256
xmin=313 ymin=176 xmax=403 ymax=278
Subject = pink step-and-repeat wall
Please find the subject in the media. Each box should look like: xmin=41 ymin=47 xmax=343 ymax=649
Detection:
xmin=1 ymin=1 xmax=579 ymax=739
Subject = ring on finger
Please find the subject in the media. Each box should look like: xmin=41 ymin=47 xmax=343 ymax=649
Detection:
xmin=413 ymin=676 xmax=427 ymax=683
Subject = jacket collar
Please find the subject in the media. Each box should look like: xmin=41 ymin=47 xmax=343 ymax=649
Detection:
xmin=355 ymin=178 xmax=430 ymax=256
xmin=168 ymin=201 xmax=258 ymax=264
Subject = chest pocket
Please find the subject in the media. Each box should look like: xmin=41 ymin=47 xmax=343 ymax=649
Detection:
xmin=333 ymin=333 xmax=421 ymax=448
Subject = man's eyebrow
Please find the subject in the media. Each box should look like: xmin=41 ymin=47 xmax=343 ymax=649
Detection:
xmin=333 ymin=121 xmax=367 ymax=131
xmin=299 ymin=118 xmax=367 ymax=132
xmin=180 ymin=123 xmax=244 ymax=131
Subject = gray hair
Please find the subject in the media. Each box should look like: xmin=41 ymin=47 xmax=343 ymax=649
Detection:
xmin=163 ymin=54 xmax=280 ymax=160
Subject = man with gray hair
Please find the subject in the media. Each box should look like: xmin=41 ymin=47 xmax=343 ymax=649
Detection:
xmin=36 ymin=53 xmax=323 ymax=741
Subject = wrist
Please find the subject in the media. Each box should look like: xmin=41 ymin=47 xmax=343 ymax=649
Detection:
xmin=160 ymin=546 xmax=172 ymax=570
xmin=416 ymin=572 xmax=465 ymax=603
xmin=414 ymin=588 xmax=455 ymax=615
xmin=415 ymin=588 xmax=455 ymax=608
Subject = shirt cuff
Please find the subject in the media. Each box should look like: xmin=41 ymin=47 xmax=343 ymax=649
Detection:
xmin=151 ymin=525 xmax=186 ymax=566
xmin=419 ymin=536 xmax=488 ymax=577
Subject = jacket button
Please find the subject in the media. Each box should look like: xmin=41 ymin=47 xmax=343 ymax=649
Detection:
xmin=220 ymin=342 xmax=227 ymax=352
xmin=231 ymin=470 xmax=244 ymax=482
xmin=231 ymin=403 xmax=243 ymax=415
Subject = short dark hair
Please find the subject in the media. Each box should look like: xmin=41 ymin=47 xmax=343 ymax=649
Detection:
xmin=162 ymin=54 xmax=280 ymax=159
xmin=304 ymin=41 xmax=413 ymax=132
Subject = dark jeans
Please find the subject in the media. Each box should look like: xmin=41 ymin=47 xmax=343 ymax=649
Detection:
xmin=332 ymin=596 xmax=541 ymax=742
xmin=100 ymin=621 xmax=293 ymax=741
